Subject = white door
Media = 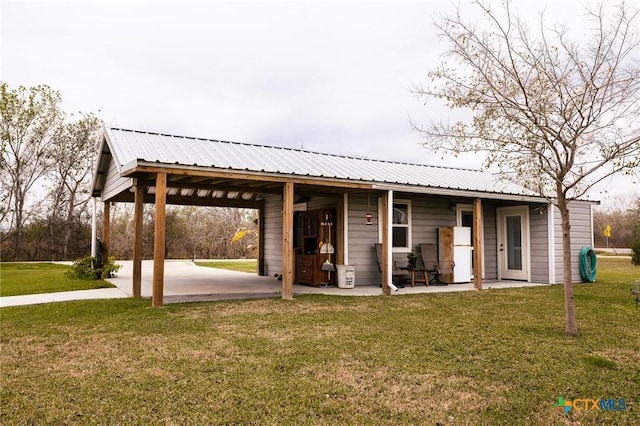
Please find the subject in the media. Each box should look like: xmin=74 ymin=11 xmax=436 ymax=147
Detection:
xmin=497 ymin=207 xmax=530 ymax=281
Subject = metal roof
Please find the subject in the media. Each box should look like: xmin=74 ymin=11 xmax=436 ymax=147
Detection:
xmin=100 ymin=127 xmax=539 ymax=199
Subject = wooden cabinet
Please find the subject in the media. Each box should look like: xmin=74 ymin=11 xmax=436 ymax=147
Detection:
xmin=296 ymin=254 xmax=327 ymax=286
xmin=294 ymin=209 xmax=336 ymax=286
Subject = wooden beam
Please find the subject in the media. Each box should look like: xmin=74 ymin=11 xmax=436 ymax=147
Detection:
xmin=473 ymin=198 xmax=483 ymax=290
xmin=282 ymin=181 xmax=294 ymax=300
xmin=111 ymin=191 xmax=264 ymax=209
xmin=138 ymin=179 xmax=282 ymax=195
xmin=381 ymin=192 xmax=390 ymax=295
xmin=102 ymin=201 xmax=111 ymax=267
xmin=129 ymin=164 xmax=375 ymax=190
xmin=152 ymin=172 xmax=167 ymax=307
xmin=132 ymin=182 xmax=144 ymax=298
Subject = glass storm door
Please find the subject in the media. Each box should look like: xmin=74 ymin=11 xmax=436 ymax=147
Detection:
xmin=498 ymin=207 xmax=529 ymax=281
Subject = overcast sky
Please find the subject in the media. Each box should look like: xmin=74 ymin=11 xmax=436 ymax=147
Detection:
xmin=1 ymin=0 xmax=637 ymax=207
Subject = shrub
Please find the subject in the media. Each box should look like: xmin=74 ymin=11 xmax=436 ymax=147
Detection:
xmin=631 ymin=240 xmax=640 ymax=266
xmin=66 ymin=256 xmax=121 ymax=280
xmin=102 ymin=256 xmax=122 ymax=278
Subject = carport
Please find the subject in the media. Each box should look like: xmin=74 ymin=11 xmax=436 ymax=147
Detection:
xmin=91 ymin=128 xmax=378 ymax=307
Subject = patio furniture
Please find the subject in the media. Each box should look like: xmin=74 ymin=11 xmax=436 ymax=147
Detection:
xmin=374 ymin=243 xmax=407 ymax=287
xmin=418 ymin=243 xmax=451 ymax=286
xmin=403 ymin=245 xmax=430 ymax=287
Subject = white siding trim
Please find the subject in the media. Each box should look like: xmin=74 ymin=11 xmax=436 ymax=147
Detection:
xmin=547 ymin=203 xmax=556 ymax=284
xmin=590 ymin=204 xmax=595 ymax=248
xmin=386 ymin=190 xmax=394 ymax=286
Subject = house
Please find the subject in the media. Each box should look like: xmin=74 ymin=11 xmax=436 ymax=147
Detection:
xmin=91 ymin=127 xmax=596 ymax=306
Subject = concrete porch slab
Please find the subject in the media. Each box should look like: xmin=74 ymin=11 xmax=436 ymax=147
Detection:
xmin=106 ymin=260 xmax=551 ymax=303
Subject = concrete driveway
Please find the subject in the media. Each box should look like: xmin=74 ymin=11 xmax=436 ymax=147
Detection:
xmin=108 ymin=260 xmax=284 ymax=302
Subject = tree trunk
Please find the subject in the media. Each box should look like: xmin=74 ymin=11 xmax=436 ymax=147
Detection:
xmin=12 ymin=194 xmax=24 ymax=260
xmin=557 ymin=188 xmax=578 ymax=336
xmin=62 ymin=189 xmax=78 ymax=260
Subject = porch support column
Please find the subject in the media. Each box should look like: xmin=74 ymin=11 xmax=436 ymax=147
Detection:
xmin=281 ymin=181 xmax=294 ymax=300
xmin=152 ymin=172 xmax=167 ymax=307
xmin=336 ymin=198 xmax=345 ymax=265
xmin=381 ymin=191 xmax=391 ymax=295
xmin=473 ymin=198 xmax=483 ymax=290
xmin=132 ymin=181 xmax=144 ymax=298
xmin=102 ymin=201 xmax=111 ymax=267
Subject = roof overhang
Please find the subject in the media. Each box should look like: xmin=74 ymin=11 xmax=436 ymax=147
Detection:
xmin=372 ymin=183 xmax=548 ymax=203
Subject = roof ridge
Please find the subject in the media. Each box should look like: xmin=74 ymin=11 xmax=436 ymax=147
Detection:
xmin=106 ymin=126 xmax=482 ymax=173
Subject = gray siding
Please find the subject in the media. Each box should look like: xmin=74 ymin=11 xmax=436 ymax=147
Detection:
xmin=530 ymin=205 xmax=550 ymax=283
xmin=262 ymin=194 xmax=282 ymax=277
xmin=261 ymin=191 xmax=575 ymax=286
xmin=345 ymin=194 xmax=506 ymax=286
xmin=346 ymin=194 xmax=380 ymax=285
xmin=553 ymin=201 xmax=594 ymax=283
xmin=306 ymin=197 xmax=338 ymax=211
xmin=346 ymin=194 xmax=463 ymax=286
xmin=102 ymin=158 xmax=132 ymax=201
xmin=410 ymin=197 xmax=456 ymax=247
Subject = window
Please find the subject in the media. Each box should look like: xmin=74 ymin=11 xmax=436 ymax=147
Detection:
xmin=378 ymin=198 xmax=412 ymax=251
xmin=392 ymin=201 xmax=411 ymax=250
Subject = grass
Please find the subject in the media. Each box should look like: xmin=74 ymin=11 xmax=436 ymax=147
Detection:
xmin=0 ymin=263 xmax=114 ymax=297
xmin=0 ymin=258 xmax=638 ymax=425
xmin=195 ymin=259 xmax=257 ymax=273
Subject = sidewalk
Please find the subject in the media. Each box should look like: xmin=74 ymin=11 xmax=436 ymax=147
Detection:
xmin=0 ymin=287 xmax=129 ymax=308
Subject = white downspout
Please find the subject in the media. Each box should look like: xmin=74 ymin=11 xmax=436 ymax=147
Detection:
xmin=387 ymin=190 xmax=397 ymax=291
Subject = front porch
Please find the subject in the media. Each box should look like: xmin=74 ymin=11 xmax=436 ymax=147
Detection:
xmin=106 ymin=259 xmax=550 ymax=304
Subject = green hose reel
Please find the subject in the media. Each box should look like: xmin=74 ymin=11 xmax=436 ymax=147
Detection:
xmin=579 ymin=246 xmax=597 ymax=283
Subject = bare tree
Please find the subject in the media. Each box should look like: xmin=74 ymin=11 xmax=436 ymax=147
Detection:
xmin=0 ymin=82 xmax=64 ymax=259
xmin=414 ymin=1 xmax=640 ymax=336
xmin=47 ymin=113 xmax=103 ymax=258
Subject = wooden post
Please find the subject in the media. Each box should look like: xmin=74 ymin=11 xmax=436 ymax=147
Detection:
xmin=132 ymin=181 xmax=144 ymax=298
xmin=381 ymin=191 xmax=390 ymax=295
xmin=473 ymin=198 xmax=483 ymax=290
xmin=102 ymin=201 xmax=111 ymax=267
xmin=336 ymin=200 xmax=345 ymax=265
xmin=152 ymin=172 xmax=167 ymax=307
xmin=282 ymin=181 xmax=294 ymax=300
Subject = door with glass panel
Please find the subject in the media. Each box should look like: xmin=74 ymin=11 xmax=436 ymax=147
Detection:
xmin=497 ymin=207 xmax=529 ymax=281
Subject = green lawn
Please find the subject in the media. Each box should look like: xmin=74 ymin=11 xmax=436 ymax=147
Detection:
xmin=0 ymin=263 xmax=114 ymax=297
xmin=0 ymin=258 xmax=638 ymax=425
xmin=195 ymin=259 xmax=257 ymax=273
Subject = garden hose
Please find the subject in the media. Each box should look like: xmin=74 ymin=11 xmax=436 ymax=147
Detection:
xmin=579 ymin=246 xmax=597 ymax=283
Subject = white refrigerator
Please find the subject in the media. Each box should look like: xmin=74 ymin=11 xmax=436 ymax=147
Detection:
xmin=438 ymin=226 xmax=472 ymax=283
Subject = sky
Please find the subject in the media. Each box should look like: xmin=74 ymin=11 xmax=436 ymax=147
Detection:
xmin=1 ymin=0 xmax=638 ymax=208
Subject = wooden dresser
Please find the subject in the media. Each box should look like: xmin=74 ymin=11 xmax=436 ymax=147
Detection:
xmin=294 ymin=209 xmax=336 ymax=286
